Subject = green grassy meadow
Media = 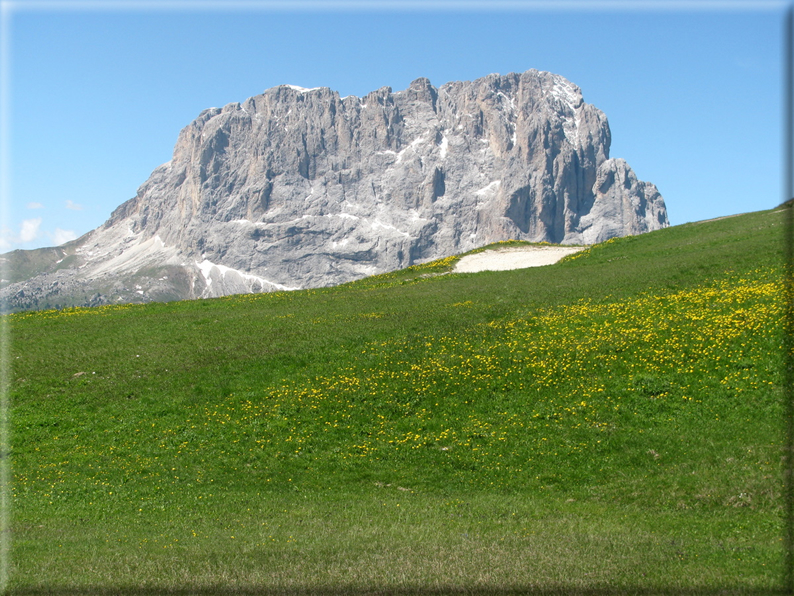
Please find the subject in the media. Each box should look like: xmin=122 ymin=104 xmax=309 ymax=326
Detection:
xmin=6 ymin=208 xmax=788 ymax=594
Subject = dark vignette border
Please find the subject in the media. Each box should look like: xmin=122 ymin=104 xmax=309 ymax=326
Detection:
xmin=2 ymin=586 xmax=791 ymax=596
xmin=784 ymin=5 xmax=794 ymax=596
xmin=2 ymin=3 xmax=793 ymax=596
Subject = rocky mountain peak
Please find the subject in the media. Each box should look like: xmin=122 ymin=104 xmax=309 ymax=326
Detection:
xmin=1 ymin=69 xmax=668 ymax=312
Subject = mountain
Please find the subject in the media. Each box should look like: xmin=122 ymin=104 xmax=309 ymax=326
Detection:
xmin=1 ymin=69 xmax=668 ymax=312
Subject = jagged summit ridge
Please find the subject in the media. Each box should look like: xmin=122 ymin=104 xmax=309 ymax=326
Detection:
xmin=1 ymin=69 xmax=668 ymax=311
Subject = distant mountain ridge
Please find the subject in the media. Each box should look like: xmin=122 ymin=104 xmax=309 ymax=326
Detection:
xmin=1 ymin=69 xmax=668 ymax=311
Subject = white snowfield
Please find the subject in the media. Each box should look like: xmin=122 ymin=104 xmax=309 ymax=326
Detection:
xmin=453 ymin=245 xmax=587 ymax=273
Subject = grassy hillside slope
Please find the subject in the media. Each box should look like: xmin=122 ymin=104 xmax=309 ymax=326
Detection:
xmin=7 ymin=208 xmax=787 ymax=594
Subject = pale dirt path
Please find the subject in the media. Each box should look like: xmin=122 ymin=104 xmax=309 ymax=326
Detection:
xmin=453 ymin=245 xmax=587 ymax=273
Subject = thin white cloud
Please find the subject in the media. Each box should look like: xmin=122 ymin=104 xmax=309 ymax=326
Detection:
xmin=26 ymin=202 xmax=44 ymax=210
xmin=52 ymin=228 xmax=77 ymax=246
xmin=65 ymin=200 xmax=83 ymax=211
xmin=0 ymin=227 xmax=14 ymax=252
xmin=19 ymin=218 xmax=42 ymax=243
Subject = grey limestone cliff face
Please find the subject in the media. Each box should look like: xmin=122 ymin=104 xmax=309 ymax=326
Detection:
xmin=1 ymin=69 xmax=668 ymax=311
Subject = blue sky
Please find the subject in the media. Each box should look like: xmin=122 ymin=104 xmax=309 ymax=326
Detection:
xmin=1 ymin=1 xmax=789 ymax=251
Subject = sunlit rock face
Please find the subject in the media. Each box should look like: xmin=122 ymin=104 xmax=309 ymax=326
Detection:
xmin=1 ymin=69 xmax=667 ymax=311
